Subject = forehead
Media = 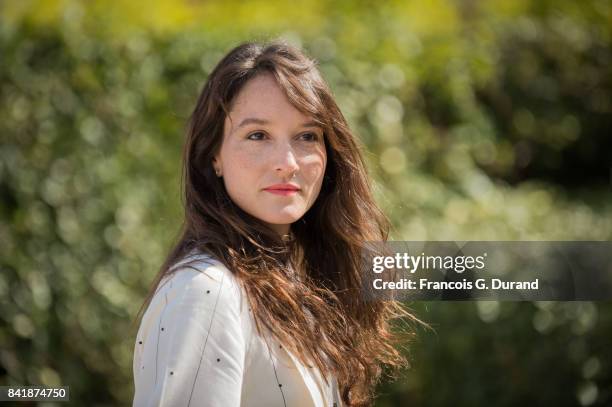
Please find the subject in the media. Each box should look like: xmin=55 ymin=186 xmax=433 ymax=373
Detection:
xmin=225 ymin=73 xmax=313 ymax=128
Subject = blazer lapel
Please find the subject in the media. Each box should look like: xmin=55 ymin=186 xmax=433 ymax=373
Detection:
xmin=281 ymin=345 xmax=331 ymax=407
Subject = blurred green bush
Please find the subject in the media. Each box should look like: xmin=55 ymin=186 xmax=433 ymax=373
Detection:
xmin=1 ymin=1 xmax=611 ymax=406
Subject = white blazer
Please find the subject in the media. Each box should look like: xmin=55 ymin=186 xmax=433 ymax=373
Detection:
xmin=132 ymin=252 xmax=342 ymax=407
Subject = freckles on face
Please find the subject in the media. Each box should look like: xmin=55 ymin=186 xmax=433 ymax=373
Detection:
xmin=213 ymin=73 xmax=327 ymax=234
xmin=297 ymin=153 xmax=326 ymax=206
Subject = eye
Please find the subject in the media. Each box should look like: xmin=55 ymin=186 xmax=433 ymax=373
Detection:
xmin=299 ymin=132 xmax=320 ymax=142
xmin=246 ymin=131 xmax=266 ymax=141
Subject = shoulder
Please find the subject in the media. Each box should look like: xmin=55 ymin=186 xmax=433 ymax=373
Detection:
xmin=136 ymin=251 xmax=253 ymax=351
xmin=144 ymin=251 xmax=249 ymax=326
xmin=133 ymin=251 xmax=253 ymax=406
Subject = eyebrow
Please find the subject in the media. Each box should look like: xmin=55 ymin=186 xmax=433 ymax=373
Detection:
xmin=232 ymin=117 xmax=320 ymax=134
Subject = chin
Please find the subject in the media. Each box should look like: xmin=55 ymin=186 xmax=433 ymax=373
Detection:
xmin=259 ymin=209 xmax=304 ymax=225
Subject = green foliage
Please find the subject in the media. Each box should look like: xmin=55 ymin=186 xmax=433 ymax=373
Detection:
xmin=1 ymin=1 xmax=611 ymax=405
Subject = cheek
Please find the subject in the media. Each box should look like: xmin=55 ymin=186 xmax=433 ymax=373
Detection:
xmin=223 ymin=147 xmax=264 ymax=179
xmin=220 ymin=152 xmax=264 ymax=202
xmin=301 ymin=153 xmax=326 ymax=188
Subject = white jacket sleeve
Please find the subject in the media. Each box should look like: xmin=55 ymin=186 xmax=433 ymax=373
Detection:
xmin=133 ymin=260 xmax=249 ymax=407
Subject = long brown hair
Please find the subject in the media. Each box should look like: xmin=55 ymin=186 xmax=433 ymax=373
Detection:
xmin=134 ymin=40 xmax=415 ymax=406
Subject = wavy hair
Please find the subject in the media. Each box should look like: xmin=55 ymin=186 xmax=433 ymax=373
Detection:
xmin=134 ymin=40 xmax=415 ymax=406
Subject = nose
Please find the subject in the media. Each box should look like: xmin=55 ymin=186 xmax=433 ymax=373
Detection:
xmin=274 ymin=143 xmax=299 ymax=178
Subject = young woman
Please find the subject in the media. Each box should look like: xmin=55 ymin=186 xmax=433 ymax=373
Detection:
xmin=132 ymin=40 xmax=413 ymax=407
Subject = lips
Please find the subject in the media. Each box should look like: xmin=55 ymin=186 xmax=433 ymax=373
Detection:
xmin=263 ymin=183 xmax=300 ymax=196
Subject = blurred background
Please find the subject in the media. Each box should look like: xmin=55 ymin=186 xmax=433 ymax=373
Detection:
xmin=1 ymin=0 xmax=611 ymax=405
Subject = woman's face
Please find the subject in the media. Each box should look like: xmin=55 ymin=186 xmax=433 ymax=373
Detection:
xmin=213 ymin=73 xmax=327 ymax=236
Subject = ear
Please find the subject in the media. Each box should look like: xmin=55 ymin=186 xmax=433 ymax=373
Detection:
xmin=212 ymin=156 xmax=222 ymax=177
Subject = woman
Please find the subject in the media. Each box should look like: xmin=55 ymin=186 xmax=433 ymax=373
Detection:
xmin=132 ymin=40 xmax=413 ymax=407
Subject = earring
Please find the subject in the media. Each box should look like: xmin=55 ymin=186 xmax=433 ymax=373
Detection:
xmin=215 ymin=169 xmax=221 ymax=177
